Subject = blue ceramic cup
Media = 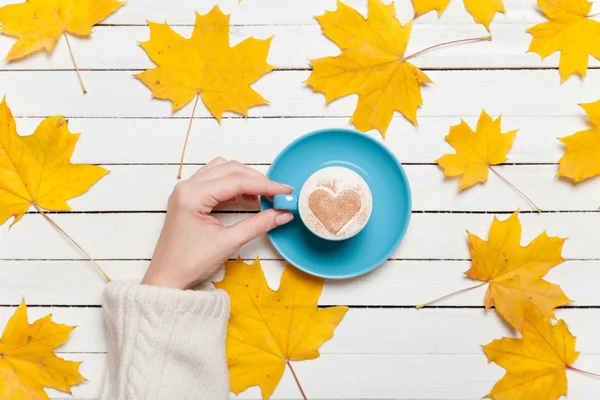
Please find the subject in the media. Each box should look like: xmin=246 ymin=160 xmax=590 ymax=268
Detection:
xmin=272 ymin=166 xmax=373 ymax=241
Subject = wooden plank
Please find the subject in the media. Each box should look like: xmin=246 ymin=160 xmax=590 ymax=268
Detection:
xmin=13 ymin=115 xmax=578 ymax=165
xmin=57 ymin=164 xmax=600 ymax=212
xmin=1 ymin=212 xmax=598 ymax=261
xmin=1 ymin=70 xmax=598 ymax=120
xmin=0 ymin=0 xmax=572 ymax=26
xmin=0 ymin=259 xmax=594 ymax=306
xmin=2 ymin=307 xmax=600 ymax=355
xmin=0 ymin=24 xmax=585 ymax=71
xmin=44 ymin=353 xmax=600 ymax=399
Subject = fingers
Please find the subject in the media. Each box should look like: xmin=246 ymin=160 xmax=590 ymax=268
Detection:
xmin=226 ymin=209 xmax=294 ymax=247
xmin=176 ymin=159 xmax=292 ymax=212
xmin=197 ymin=161 xmax=270 ymax=204
xmin=204 ymin=174 xmax=292 ymax=203
xmin=190 ymin=157 xmax=228 ymax=179
xmin=205 ymin=157 xmax=228 ymax=170
xmin=193 ymin=160 xmax=264 ymax=183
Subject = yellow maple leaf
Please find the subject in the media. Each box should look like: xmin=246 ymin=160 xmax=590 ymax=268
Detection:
xmin=214 ymin=258 xmax=349 ymax=399
xmin=557 ymin=98 xmax=600 ymax=182
xmin=0 ymin=0 xmax=123 ymax=93
xmin=436 ymin=110 xmax=517 ymax=191
xmin=419 ymin=212 xmax=570 ymax=331
xmin=483 ymin=307 xmax=580 ymax=400
xmin=527 ymin=0 xmax=600 ymax=82
xmin=0 ymin=301 xmax=85 ymax=399
xmin=468 ymin=212 xmax=570 ymax=331
xmin=0 ymin=98 xmax=108 ymax=227
xmin=306 ymin=0 xmax=433 ymax=136
xmin=136 ymin=7 xmax=274 ymax=177
xmin=0 ymin=0 xmax=123 ymax=60
xmin=136 ymin=7 xmax=273 ymax=117
xmin=412 ymin=0 xmax=505 ymax=31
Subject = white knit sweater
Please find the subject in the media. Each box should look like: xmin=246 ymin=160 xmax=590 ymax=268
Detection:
xmin=100 ymin=281 xmax=230 ymax=400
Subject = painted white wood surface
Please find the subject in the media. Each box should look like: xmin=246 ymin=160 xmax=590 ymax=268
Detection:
xmin=2 ymin=259 xmax=598 ymax=306
xmin=5 ymin=116 xmax=589 ymax=164
xmin=2 ymin=70 xmax=600 ymax=119
xmin=1 ymin=0 xmax=600 ymax=398
xmin=31 ymin=165 xmax=600 ymax=211
xmin=38 ymin=353 xmax=600 ymax=399
xmin=1 ymin=307 xmax=600 ymax=399
xmin=3 ymin=213 xmax=600 ymax=260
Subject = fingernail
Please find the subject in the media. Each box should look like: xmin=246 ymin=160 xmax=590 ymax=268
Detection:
xmin=275 ymin=212 xmax=294 ymax=226
xmin=283 ymin=184 xmax=294 ymax=190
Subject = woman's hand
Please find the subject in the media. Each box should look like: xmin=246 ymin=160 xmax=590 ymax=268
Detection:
xmin=142 ymin=158 xmax=294 ymax=289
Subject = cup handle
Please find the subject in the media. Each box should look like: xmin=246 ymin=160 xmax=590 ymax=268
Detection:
xmin=273 ymin=194 xmax=298 ymax=212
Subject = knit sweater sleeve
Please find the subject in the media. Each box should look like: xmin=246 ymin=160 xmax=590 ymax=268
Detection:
xmin=100 ymin=281 xmax=231 ymax=400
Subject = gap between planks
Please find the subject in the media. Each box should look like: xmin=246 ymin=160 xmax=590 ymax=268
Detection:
xmin=30 ymin=163 xmax=562 ymax=166
xmin=0 ymin=67 xmax=590 ymax=72
xmin=5 ymin=258 xmax=600 ymax=261
xmin=21 ymin=210 xmax=600 ymax=215
xmin=3 ymin=304 xmax=600 ymax=309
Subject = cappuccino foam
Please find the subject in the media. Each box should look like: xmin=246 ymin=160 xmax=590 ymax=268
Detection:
xmin=299 ymin=166 xmax=372 ymax=240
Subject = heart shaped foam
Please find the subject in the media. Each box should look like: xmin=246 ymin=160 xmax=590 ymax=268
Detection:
xmin=308 ymin=188 xmax=362 ymax=235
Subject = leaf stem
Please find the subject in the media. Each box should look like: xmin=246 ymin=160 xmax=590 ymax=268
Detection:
xmin=178 ymin=94 xmax=200 ymax=180
xmin=287 ymin=361 xmax=308 ymax=400
xmin=567 ymin=366 xmax=600 ymax=378
xmin=488 ymin=165 xmax=541 ymax=213
xmin=403 ymin=36 xmax=492 ymax=62
xmin=589 ymin=12 xmax=600 ymax=18
xmin=63 ymin=33 xmax=87 ymax=95
xmin=33 ymin=204 xmax=111 ymax=282
xmin=416 ymin=281 xmax=488 ymax=309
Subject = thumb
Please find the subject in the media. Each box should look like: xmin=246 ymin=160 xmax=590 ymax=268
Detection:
xmin=227 ymin=209 xmax=294 ymax=247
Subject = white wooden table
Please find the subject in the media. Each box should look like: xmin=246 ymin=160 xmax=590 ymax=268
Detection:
xmin=1 ymin=0 xmax=600 ymax=398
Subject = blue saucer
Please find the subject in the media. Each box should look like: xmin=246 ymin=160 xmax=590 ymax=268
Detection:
xmin=261 ymin=128 xmax=412 ymax=279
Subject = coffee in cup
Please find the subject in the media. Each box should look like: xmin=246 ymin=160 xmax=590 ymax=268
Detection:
xmin=273 ymin=166 xmax=372 ymax=240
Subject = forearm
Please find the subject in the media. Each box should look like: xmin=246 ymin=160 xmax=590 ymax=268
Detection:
xmin=100 ymin=281 xmax=230 ymax=400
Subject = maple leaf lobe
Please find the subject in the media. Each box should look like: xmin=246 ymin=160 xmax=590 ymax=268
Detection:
xmin=411 ymin=0 xmax=505 ymax=31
